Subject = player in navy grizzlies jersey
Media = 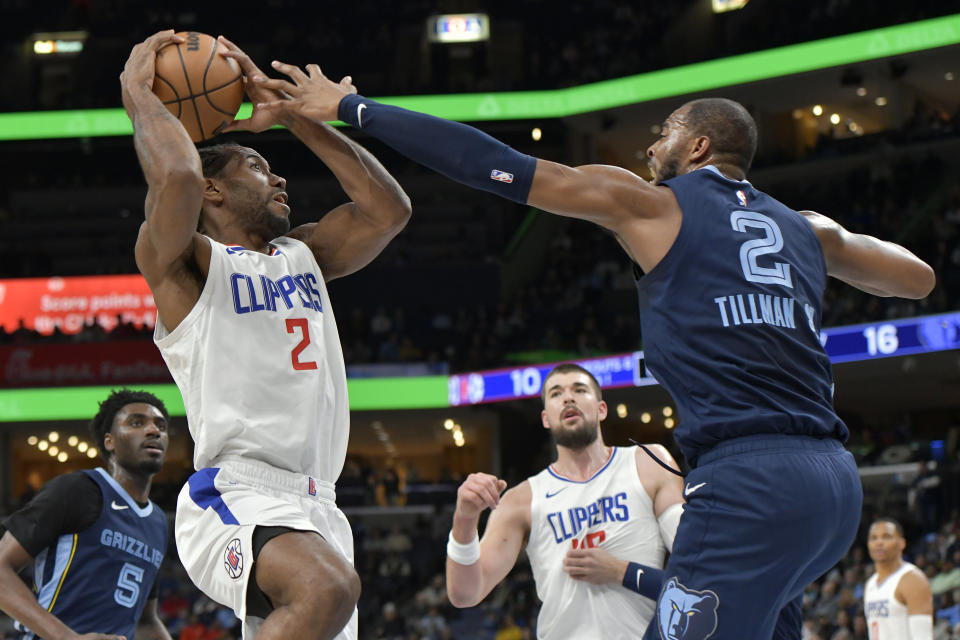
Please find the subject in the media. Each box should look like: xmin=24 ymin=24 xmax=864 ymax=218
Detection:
xmin=0 ymin=389 xmax=171 ymax=640
xmin=122 ymin=33 xmax=411 ymax=640
xmin=446 ymin=364 xmax=684 ymax=639
xmin=265 ymin=69 xmax=937 ymax=638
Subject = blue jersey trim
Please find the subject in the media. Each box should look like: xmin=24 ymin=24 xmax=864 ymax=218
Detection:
xmin=188 ymin=468 xmax=240 ymax=525
xmin=93 ymin=468 xmax=154 ymax=517
xmin=700 ymin=164 xmax=752 ymax=186
xmin=34 ymin=533 xmax=76 ymax=611
xmin=547 ymin=447 xmax=618 ymax=483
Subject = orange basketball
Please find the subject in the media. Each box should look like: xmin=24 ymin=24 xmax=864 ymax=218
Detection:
xmin=152 ymin=31 xmax=244 ymax=143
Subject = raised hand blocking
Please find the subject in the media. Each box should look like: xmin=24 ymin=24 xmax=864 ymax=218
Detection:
xmin=246 ymin=60 xmax=357 ymax=125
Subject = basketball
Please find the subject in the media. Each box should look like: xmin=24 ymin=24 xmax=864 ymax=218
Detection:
xmin=152 ymin=31 xmax=244 ymax=143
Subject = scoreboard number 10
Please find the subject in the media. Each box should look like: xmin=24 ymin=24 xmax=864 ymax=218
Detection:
xmin=510 ymin=367 xmax=543 ymax=397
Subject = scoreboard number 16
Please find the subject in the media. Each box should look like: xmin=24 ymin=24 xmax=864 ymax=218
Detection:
xmin=863 ymin=323 xmax=898 ymax=356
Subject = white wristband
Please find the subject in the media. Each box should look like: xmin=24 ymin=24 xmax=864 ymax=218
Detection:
xmin=908 ymin=614 xmax=932 ymax=640
xmin=447 ymin=531 xmax=481 ymax=565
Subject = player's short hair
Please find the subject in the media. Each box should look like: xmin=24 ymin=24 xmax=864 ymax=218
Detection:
xmin=196 ymin=143 xmax=246 ymax=231
xmin=198 ymin=143 xmax=245 ymax=179
xmin=89 ymin=389 xmax=169 ymax=462
xmin=871 ymin=517 xmax=904 ymax=538
xmin=541 ymin=364 xmax=602 ymax=404
xmin=683 ymin=98 xmax=758 ymax=172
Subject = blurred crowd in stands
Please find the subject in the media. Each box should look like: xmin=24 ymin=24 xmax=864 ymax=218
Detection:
xmin=0 ymin=0 xmax=954 ymax=107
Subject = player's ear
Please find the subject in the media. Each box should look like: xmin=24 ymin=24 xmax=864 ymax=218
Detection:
xmin=103 ymin=432 xmax=115 ymax=454
xmin=203 ymin=178 xmax=224 ymax=206
xmin=597 ymin=401 xmax=608 ymax=421
xmin=541 ymin=409 xmax=550 ymax=430
xmin=689 ymin=135 xmax=711 ymax=164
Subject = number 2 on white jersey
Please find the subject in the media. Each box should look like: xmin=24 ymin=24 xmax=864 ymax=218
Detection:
xmin=730 ymin=210 xmax=794 ymax=288
xmin=285 ymin=318 xmax=318 ymax=371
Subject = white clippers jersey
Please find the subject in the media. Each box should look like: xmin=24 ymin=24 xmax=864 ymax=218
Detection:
xmin=155 ymin=236 xmax=348 ymax=481
xmin=864 ymin=562 xmax=922 ymax=640
xmin=526 ymin=446 xmax=666 ymax=640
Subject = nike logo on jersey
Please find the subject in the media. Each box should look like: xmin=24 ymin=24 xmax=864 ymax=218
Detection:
xmin=636 ymin=567 xmax=645 ymax=591
xmin=546 ymin=488 xmax=568 ymax=498
xmin=111 ymin=500 xmax=129 ymax=510
xmin=357 ymin=103 xmax=367 ymax=127
xmin=684 ymin=482 xmax=707 ymax=497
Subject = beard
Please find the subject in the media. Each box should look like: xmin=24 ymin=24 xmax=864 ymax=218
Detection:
xmin=138 ymin=456 xmax=164 ymax=475
xmin=251 ymin=204 xmax=291 ymax=239
xmin=652 ymin=153 xmax=682 ymax=184
xmin=229 ymin=180 xmax=291 ymax=238
xmin=552 ymin=418 xmax=600 ymax=450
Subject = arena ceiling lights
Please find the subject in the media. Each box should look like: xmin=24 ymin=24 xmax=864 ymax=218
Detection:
xmin=0 ymin=13 xmax=957 ymax=140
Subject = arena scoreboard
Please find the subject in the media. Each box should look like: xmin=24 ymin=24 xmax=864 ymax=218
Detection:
xmin=448 ymin=311 xmax=960 ymax=406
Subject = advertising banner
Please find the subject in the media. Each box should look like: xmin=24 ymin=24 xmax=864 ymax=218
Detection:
xmin=0 ymin=275 xmax=155 ymax=335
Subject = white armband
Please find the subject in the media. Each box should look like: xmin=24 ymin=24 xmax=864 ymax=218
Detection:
xmin=658 ymin=503 xmax=684 ymax=552
xmin=447 ymin=530 xmax=481 ymax=565
xmin=908 ymin=614 xmax=932 ymax=640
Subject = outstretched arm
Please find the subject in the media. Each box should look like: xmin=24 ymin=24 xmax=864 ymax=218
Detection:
xmin=446 ymin=474 xmax=530 ymax=608
xmin=218 ymin=42 xmax=411 ymax=280
xmin=250 ymin=72 xmax=661 ymax=234
xmin=801 ymin=210 xmax=935 ymax=299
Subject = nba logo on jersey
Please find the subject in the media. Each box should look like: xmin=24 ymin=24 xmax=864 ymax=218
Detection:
xmin=308 ymin=477 xmax=317 ymax=496
xmin=490 ymin=169 xmax=514 ymax=183
xmin=224 ymin=538 xmax=244 ymax=579
xmin=736 ymin=190 xmax=747 ymax=207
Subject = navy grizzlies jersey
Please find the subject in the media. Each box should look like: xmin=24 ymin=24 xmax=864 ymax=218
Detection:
xmin=636 ymin=166 xmax=847 ymax=465
xmin=20 ymin=468 xmax=167 ymax=640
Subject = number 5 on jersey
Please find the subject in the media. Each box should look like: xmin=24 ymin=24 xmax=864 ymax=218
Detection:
xmin=286 ymin=318 xmax=318 ymax=370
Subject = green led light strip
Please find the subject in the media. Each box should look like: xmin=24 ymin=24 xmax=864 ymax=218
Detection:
xmin=0 ymin=377 xmax=449 ymax=422
xmin=1 ymin=13 xmax=957 ymax=141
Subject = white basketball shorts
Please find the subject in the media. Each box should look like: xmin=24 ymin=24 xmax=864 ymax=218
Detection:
xmin=175 ymin=457 xmax=357 ymax=639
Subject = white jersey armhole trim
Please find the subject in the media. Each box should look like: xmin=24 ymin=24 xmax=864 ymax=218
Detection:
xmin=154 ymin=234 xmax=217 ymax=347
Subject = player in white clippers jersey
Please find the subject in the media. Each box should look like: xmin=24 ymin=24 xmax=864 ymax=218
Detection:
xmin=864 ymin=518 xmax=933 ymax=640
xmin=122 ymin=33 xmax=411 ymax=640
xmin=446 ymin=364 xmax=685 ymax=639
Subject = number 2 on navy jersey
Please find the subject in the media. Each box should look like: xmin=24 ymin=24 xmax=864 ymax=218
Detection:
xmin=285 ymin=318 xmax=318 ymax=370
xmin=730 ymin=210 xmax=794 ymax=289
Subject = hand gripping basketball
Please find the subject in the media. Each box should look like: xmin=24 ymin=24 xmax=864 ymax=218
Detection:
xmin=217 ymin=35 xmax=291 ymax=133
xmin=120 ymin=30 xmax=185 ymax=118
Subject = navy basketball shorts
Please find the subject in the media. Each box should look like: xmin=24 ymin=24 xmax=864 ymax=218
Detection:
xmin=643 ymin=434 xmax=862 ymax=640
